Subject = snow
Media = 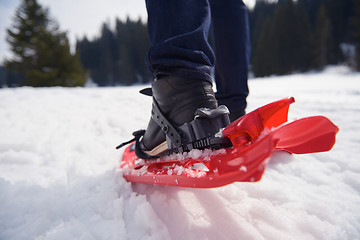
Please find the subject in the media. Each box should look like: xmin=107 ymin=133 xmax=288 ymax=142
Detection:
xmin=0 ymin=66 xmax=359 ymax=240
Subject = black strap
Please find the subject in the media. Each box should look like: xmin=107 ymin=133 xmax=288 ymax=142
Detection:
xmin=115 ymin=129 xmax=145 ymax=149
xmin=151 ymin=98 xmax=182 ymax=148
xmin=140 ymin=87 xmax=182 ymax=147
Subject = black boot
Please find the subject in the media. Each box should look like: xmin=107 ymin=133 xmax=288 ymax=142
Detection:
xmin=136 ymin=76 xmax=231 ymax=159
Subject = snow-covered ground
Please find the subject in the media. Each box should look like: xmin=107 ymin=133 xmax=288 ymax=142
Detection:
xmin=0 ymin=66 xmax=359 ymax=240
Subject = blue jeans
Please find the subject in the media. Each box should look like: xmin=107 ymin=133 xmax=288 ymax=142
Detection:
xmin=145 ymin=0 xmax=250 ymax=115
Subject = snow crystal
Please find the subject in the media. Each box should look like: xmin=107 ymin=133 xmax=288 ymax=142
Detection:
xmin=239 ymin=165 xmax=248 ymax=172
xmin=139 ymin=166 xmax=148 ymax=176
xmin=167 ymin=169 xmax=173 ymax=175
xmin=161 ymin=148 xmax=226 ymax=162
xmin=188 ymin=149 xmax=203 ymax=159
xmin=174 ymin=165 xmax=185 ymax=175
xmin=215 ymin=128 xmax=225 ymax=138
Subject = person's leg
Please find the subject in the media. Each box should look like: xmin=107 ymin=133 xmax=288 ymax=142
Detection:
xmin=146 ymin=0 xmax=214 ymax=82
xmin=138 ymin=0 xmax=230 ymax=158
xmin=209 ymin=0 xmax=250 ymax=121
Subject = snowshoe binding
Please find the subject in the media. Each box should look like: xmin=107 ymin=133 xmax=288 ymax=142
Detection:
xmin=116 ymin=76 xmax=232 ymax=159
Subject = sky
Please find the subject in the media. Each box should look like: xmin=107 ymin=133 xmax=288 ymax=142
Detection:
xmin=0 ymin=0 xmax=256 ymax=65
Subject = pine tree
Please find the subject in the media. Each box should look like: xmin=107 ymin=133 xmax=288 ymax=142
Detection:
xmin=249 ymin=1 xmax=277 ymax=73
xmin=251 ymin=0 xmax=313 ymax=77
xmin=293 ymin=0 xmax=313 ymax=72
xmin=272 ymin=0 xmax=293 ymax=75
xmin=98 ymin=23 xmax=116 ymax=86
xmin=115 ymin=18 xmax=151 ymax=85
xmin=252 ymin=17 xmax=278 ymax=77
xmin=312 ymin=3 xmax=332 ymax=70
xmin=5 ymin=0 xmax=87 ymax=87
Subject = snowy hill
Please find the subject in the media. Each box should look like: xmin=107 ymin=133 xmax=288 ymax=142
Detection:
xmin=0 ymin=66 xmax=359 ymax=240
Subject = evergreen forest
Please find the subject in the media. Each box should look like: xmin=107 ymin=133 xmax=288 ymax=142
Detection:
xmin=76 ymin=19 xmax=151 ymax=86
xmin=250 ymin=0 xmax=358 ymax=77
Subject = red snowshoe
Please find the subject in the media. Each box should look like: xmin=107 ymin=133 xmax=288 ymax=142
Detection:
xmin=119 ymin=97 xmax=339 ymax=188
